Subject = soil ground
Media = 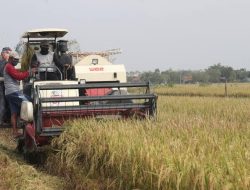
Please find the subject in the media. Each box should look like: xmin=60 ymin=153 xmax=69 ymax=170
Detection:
xmin=0 ymin=128 xmax=64 ymax=190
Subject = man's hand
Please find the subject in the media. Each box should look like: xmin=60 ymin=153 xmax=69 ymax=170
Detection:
xmin=29 ymin=68 xmax=38 ymax=76
xmin=31 ymin=68 xmax=37 ymax=74
xmin=64 ymin=64 xmax=71 ymax=69
xmin=33 ymin=61 xmax=40 ymax=68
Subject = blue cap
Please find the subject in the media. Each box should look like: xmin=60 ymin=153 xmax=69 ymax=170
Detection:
xmin=1 ymin=47 xmax=12 ymax=53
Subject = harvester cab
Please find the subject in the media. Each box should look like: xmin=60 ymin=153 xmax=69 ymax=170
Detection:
xmin=17 ymin=28 xmax=157 ymax=157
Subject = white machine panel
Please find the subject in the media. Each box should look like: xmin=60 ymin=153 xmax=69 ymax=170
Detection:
xmin=74 ymin=55 xmax=127 ymax=83
xmin=75 ymin=64 xmax=127 ymax=83
xmin=34 ymin=80 xmax=79 ymax=107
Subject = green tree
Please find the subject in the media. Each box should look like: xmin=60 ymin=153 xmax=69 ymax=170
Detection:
xmin=221 ymin=66 xmax=235 ymax=82
xmin=140 ymin=69 xmax=164 ymax=84
xmin=235 ymin=69 xmax=248 ymax=81
xmin=192 ymin=71 xmax=209 ymax=83
xmin=206 ymin=68 xmax=221 ymax=82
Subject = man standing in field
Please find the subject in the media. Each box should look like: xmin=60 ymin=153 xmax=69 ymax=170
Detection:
xmin=4 ymin=51 xmax=36 ymax=137
xmin=0 ymin=47 xmax=12 ymax=127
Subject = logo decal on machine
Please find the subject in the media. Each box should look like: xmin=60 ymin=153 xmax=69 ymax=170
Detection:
xmin=89 ymin=67 xmax=104 ymax=71
xmin=50 ymin=90 xmax=63 ymax=105
xmin=51 ymin=90 xmax=63 ymax=97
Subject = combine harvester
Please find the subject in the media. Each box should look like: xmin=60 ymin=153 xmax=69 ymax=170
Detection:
xmin=17 ymin=28 xmax=157 ymax=158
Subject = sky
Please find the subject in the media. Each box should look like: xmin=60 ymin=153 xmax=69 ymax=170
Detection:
xmin=1 ymin=0 xmax=250 ymax=71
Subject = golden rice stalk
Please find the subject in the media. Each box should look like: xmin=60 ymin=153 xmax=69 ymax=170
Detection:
xmin=21 ymin=44 xmax=34 ymax=71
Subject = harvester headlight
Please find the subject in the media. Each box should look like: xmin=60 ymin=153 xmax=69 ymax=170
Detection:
xmin=92 ymin=59 xmax=98 ymax=65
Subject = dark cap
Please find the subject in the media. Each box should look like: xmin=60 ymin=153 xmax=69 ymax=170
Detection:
xmin=40 ymin=41 xmax=50 ymax=47
xmin=1 ymin=47 xmax=12 ymax=53
xmin=58 ymin=40 xmax=68 ymax=51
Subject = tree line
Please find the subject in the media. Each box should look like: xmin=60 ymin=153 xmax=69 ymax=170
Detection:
xmin=127 ymin=63 xmax=250 ymax=84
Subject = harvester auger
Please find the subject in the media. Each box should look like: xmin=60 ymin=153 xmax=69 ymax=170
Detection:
xmin=16 ymin=28 xmax=157 ymax=160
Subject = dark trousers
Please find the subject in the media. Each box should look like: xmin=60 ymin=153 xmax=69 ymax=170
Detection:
xmin=39 ymin=72 xmax=59 ymax=80
xmin=0 ymin=83 xmax=10 ymax=124
xmin=62 ymin=67 xmax=76 ymax=80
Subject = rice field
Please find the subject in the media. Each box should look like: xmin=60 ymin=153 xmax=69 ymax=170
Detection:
xmin=1 ymin=84 xmax=249 ymax=189
xmin=155 ymin=83 xmax=250 ymax=97
xmin=45 ymin=93 xmax=250 ymax=189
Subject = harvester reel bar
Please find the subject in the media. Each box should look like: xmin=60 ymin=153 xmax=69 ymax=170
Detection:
xmin=41 ymin=103 xmax=151 ymax=112
xmin=39 ymin=94 xmax=155 ymax=103
xmin=37 ymin=82 xmax=151 ymax=90
xmin=34 ymin=82 xmax=157 ymax=136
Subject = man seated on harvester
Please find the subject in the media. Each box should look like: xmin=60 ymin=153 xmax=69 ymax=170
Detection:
xmin=57 ymin=40 xmax=75 ymax=80
xmin=30 ymin=41 xmax=61 ymax=80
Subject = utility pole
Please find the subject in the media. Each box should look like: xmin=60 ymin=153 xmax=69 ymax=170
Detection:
xmin=220 ymin=77 xmax=228 ymax=97
xmin=180 ymin=72 xmax=182 ymax=84
xmin=224 ymin=79 xmax=228 ymax=97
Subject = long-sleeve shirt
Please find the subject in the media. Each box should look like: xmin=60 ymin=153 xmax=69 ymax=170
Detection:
xmin=31 ymin=52 xmax=61 ymax=70
xmin=4 ymin=63 xmax=29 ymax=95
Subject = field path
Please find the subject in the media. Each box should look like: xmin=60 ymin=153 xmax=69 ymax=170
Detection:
xmin=0 ymin=129 xmax=65 ymax=190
